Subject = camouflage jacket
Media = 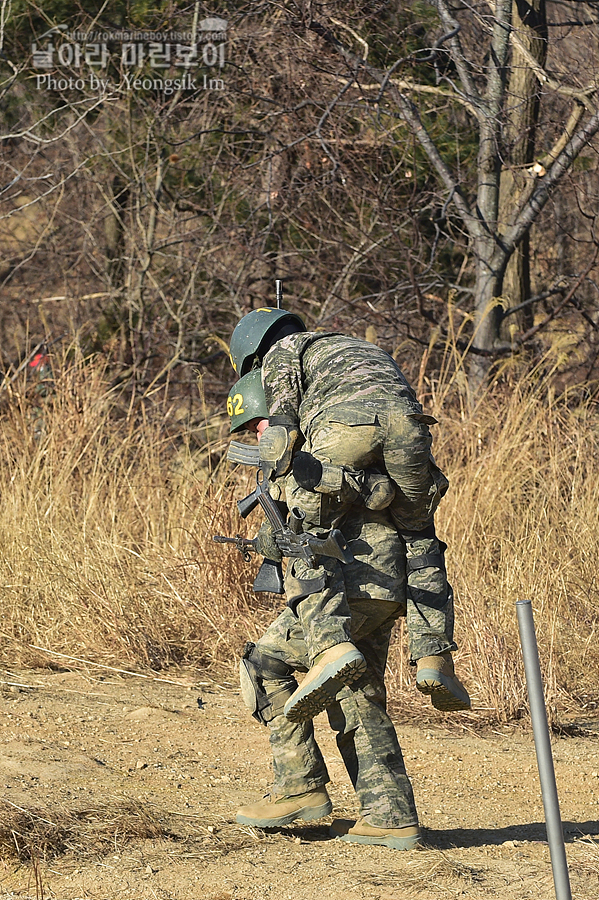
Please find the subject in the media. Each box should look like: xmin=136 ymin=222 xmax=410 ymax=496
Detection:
xmin=261 ymin=332 xmax=424 ymax=435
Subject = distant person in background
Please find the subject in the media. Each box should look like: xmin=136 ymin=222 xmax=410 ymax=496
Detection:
xmin=28 ymin=348 xmax=53 ymax=439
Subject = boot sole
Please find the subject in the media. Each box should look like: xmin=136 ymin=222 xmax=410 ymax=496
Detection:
xmin=416 ymin=670 xmax=471 ymax=711
xmin=284 ymin=651 xmax=367 ymax=723
xmin=236 ymin=799 xmax=333 ymax=828
xmin=330 ymin=824 xmax=422 ymax=851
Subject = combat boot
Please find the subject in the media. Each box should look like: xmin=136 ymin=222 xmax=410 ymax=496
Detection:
xmin=416 ymin=652 xmax=471 ymax=711
xmin=236 ymin=787 xmax=332 ymax=827
xmin=330 ymin=817 xmax=421 ymax=850
xmin=283 ymin=642 xmax=366 ymax=723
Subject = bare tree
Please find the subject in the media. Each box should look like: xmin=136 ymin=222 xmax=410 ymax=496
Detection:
xmin=3 ymin=1 xmax=599 ymax=402
xmin=304 ymin=0 xmax=599 ymax=390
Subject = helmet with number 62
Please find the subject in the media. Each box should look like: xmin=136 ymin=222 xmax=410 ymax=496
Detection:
xmin=227 ymin=369 xmax=269 ymax=433
xmin=229 ymin=307 xmax=306 ymax=377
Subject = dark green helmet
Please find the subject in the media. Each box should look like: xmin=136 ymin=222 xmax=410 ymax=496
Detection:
xmin=227 ymin=369 xmax=269 ymax=433
xmin=229 ymin=307 xmax=306 ymax=376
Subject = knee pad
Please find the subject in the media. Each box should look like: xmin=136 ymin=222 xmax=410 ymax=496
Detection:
xmin=239 ymin=642 xmax=298 ymax=726
xmin=259 ymin=423 xmax=301 ymax=480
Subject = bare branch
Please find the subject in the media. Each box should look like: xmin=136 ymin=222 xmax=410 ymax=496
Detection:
xmin=515 ymin=250 xmax=599 ymax=345
xmin=308 ymin=18 xmax=480 ymax=237
xmin=505 ymin=103 xmax=599 ymax=249
xmin=538 ymin=100 xmax=587 ymax=167
xmin=428 ymin=0 xmax=486 ymax=111
xmin=321 ymin=71 xmax=480 ymax=116
xmin=329 ymin=17 xmax=369 ymax=61
xmin=510 ymin=30 xmax=598 ymax=108
xmin=500 ymin=285 xmax=567 ymax=319
xmin=0 ymin=95 xmax=114 ymax=145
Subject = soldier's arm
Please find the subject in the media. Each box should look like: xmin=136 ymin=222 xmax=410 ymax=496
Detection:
xmin=261 ymin=335 xmax=304 ymax=426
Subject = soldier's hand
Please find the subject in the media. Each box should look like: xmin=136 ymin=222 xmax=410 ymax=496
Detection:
xmin=259 ymin=424 xmax=301 ymax=480
xmin=254 ymin=521 xmax=283 ymax=562
xmin=274 ymin=531 xmax=305 ymax=558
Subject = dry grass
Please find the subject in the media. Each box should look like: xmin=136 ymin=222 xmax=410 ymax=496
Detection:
xmin=0 ymin=349 xmax=598 ymax=725
xmin=566 ymin=837 xmax=599 ymax=900
xmin=0 ymin=798 xmax=166 ymax=861
xmin=385 ymin=349 xmax=599 ymax=725
xmin=0 ymin=350 xmax=272 ymax=675
xmin=358 ymin=848 xmax=485 ymax=893
xmin=0 ymin=796 xmax=319 ymax=865
xmin=433 ymin=370 xmax=599 ymax=724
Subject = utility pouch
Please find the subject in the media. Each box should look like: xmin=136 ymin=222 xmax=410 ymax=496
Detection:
xmin=284 ymin=560 xmax=328 ymax=613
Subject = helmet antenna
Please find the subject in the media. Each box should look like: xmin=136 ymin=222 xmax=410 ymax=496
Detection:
xmin=275 ymin=279 xmax=283 ymax=309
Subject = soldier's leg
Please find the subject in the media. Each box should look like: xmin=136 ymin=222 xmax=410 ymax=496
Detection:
xmin=375 ymin=412 xmax=469 ymax=708
xmin=403 ymin=525 xmax=456 ymax=660
xmin=310 ymin=409 xmax=465 ymax=702
xmin=327 ymin=599 xmax=419 ymax=840
xmin=288 ymin=412 xmax=465 ymax=712
xmin=287 ymin=556 xmax=352 ymax=660
xmin=282 ymin=557 xmax=366 ymax=723
xmin=280 ymin=454 xmax=365 ymax=698
xmin=403 ymin=528 xmax=470 ymax=711
xmin=244 ymin=607 xmax=330 ymax=792
xmin=380 ymin=411 xmax=447 ymax=530
xmin=236 ymin=608 xmax=334 ymax=827
xmin=377 ymin=411 xmax=454 ymax=655
xmin=275 ymin=416 xmax=393 ymax=719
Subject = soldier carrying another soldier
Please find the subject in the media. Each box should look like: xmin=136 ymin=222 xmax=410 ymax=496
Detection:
xmin=225 ymin=307 xmax=470 ymax=850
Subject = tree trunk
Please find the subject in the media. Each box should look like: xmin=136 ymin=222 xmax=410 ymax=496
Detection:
xmin=468 ymin=0 xmax=513 ymax=388
xmin=468 ymin=239 xmax=509 ymax=393
xmin=499 ymin=0 xmax=548 ymax=342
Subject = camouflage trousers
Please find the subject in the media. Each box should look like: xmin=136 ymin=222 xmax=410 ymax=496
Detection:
xmin=254 ymin=596 xmax=418 ymax=828
xmin=284 ymin=551 xmax=455 ymax=665
xmin=299 ymin=399 xmax=449 ymax=532
xmin=405 ymin=534 xmax=456 ymax=662
xmin=284 ymin=400 xmax=457 ymax=662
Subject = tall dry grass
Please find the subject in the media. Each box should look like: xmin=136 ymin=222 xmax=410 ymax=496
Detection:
xmin=0 ymin=348 xmax=598 ymax=723
xmin=417 ymin=355 xmax=599 ymax=724
xmin=0 ymin=351 xmax=273 ymax=675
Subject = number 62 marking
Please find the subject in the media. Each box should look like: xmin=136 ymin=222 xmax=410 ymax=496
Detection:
xmin=227 ymin=393 xmax=245 ymax=416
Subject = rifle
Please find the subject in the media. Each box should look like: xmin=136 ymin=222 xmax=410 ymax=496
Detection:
xmin=215 ymin=462 xmax=354 ymax=595
xmin=213 ymin=534 xmax=256 ymax=561
xmin=237 ymin=471 xmax=354 ymax=569
xmin=212 ymin=535 xmax=285 ymax=594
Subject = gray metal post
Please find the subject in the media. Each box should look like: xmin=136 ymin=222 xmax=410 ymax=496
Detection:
xmin=516 ymin=599 xmax=572 ymax=900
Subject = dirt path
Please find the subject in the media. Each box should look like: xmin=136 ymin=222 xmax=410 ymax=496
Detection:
xmin=0 ymin=668 xmax=598 ymax=900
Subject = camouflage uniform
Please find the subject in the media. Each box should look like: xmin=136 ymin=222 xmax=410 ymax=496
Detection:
xmin=262 ymin=332 xmax=456 ymax=663
xmin=243 ymin=332 xmax=457 ymax=826
xmin=252 ymin=506 xmax=418 ymax=827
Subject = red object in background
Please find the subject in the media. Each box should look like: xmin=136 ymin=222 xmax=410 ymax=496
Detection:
xmin=29 ymin=353 xmax=49 ymax=369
